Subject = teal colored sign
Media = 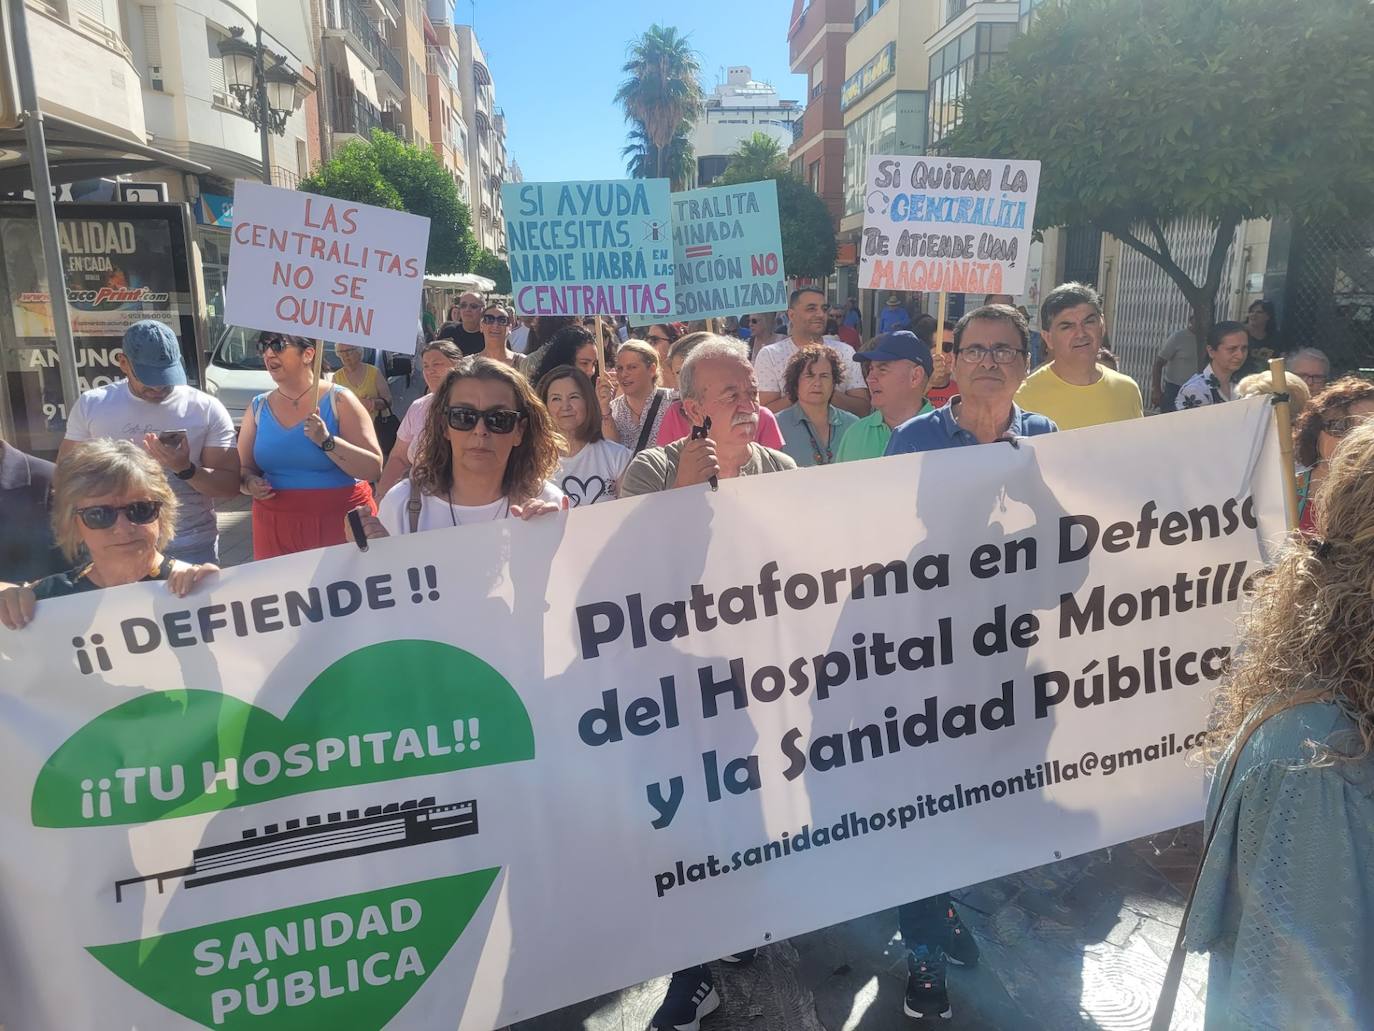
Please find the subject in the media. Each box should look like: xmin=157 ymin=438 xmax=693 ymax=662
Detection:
xmin=502 ymin=179 xmax=674 ymax=317
xmin=662 ymin=179 xmax=787 ymax=322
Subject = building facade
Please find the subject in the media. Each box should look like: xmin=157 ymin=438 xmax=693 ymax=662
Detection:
xmin=787 ymin=0 xmax=852 ymax=229
xmin=451 ymin=24 xmax=505 ymax=257
xmin=688 ymin=67 xmax=799 ymax=188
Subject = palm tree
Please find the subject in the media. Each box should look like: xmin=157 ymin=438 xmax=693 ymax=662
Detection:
xmin=622 ymin=121 xmax=694 ymax=191
xmin=719 ymin=132 xmax=791 ymax=185
xmin=616 ymin=25 xmax=704 ymax=181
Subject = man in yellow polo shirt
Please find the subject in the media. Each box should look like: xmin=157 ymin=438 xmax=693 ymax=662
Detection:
xmin=1014 ymin=284 xmax=1142 ymax=429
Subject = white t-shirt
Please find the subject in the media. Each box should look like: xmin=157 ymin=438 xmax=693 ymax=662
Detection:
xmin=509 ymin=325 xmax=531 ymax=353
xmin=400 ymin=393 xmax=435 ymax=462
xmin=753 ymin=336 xmax=864 ymax=396
xmin=377 ymin=479 xmax=564 ymax=535
xmin=555 ymin=439 xmax=631 ymax=506
xmin=64 ymin=381 xmax=235 ymax=554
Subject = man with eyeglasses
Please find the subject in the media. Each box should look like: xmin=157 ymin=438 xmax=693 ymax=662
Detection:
xmin=436 ymin=291 xmax=487 ymax=356
xmin=882 ymin=304 xmax=1054 ymax=1020
xmin=59 ymin=320 xmax=239 ymax=565
xmin=1014 ymin=283 xmax=1142 ymax=429
xmin=1287 ymin=347 xmax=1331 ymax=399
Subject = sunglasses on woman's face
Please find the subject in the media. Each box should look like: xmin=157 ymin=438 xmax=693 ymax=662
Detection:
xmin=445 ymin=406 xmax=523 ymax=433
xmin=74 ymin=500 xmax=162 ymax=530
xmin=257 ymin=337 xmax=290 ymax=354
xmin=481 ymin=314 xmax=511 ymax=326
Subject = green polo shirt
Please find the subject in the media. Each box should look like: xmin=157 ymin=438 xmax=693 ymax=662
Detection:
xmin=834 ymin=403 xmax=933 ymax=463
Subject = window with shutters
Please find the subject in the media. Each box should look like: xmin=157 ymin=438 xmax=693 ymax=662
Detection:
xmin=140 ymin=5 xmax=164 ymax=91
xmin=206 ymin=26 xmax=231 ymax=106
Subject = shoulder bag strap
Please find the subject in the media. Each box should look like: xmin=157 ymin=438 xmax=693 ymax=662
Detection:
xmin=635 ymin=391 xmax=665 ymax=454
xmin=406 ymin=474 xmax=423 ymax=535
xmin=1150 ymin=708 xmax=1274 ymax=1030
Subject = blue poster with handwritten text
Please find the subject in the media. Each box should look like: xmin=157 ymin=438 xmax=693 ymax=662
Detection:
xmin=502 ymin=179 xmax=674 ymax=317
xmin=662 ymin=179 xmax=786 ymax=322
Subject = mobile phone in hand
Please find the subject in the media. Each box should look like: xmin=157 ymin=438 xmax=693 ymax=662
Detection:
xmin=347 ymin=508 xmax=369 ymax=551
xmin=158 ymin=429 xmax=188 ymax=450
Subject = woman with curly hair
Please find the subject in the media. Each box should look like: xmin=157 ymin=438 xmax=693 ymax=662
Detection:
xmin=1292 ymin=376 xmax=1374 ymax=534
xmin=774 ymin=344 xmax=858 ymax=467
xmin=1184 ymin=420 xmax=1374 ymax=1027
xmin=351 ymin=357 xmax=565 ymax=538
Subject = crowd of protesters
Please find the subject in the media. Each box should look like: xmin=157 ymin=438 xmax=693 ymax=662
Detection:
xmin=1 ymin=276 xmax=1371 ymax=1029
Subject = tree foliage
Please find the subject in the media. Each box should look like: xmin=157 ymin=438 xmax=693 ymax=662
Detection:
xmin=623 ymin=121 xmax=694 ymax=191
xmin=945 ymin=0 xmax=1374 ymax=359
xmin=617 ymin=25 xmax=703 ymax=184
xmin=300 ymin=130 xmax=476 ymax=274
xmin=472 ymin=248 xmax=512 ymax=295
xmin=720 ymin=133 xmax=836 ymax=280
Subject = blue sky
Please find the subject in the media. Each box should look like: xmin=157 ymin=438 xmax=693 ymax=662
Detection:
xmin=461 ymin=0 xmax=806 ymax=181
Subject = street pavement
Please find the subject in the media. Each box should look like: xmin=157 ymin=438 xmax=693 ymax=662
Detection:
xmin=213 ymin=409 xmax=1210 ymax=1030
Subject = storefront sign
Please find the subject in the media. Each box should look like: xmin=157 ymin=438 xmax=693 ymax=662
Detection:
xmin=841 ymin=43 xmax=897 ymax=112
xmin=0 ymin=400 xmax=1286 ymax=1029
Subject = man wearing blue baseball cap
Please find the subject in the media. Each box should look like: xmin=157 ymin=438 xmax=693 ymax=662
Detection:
xmin=834 ymin=331 xmax=934 ymax=463
xmin=59 ymin=320 xmax=239 ymax=564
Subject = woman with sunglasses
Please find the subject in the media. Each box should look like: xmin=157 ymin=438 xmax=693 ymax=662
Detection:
xmin=352 ymin=357 xmax=564 ymax=538
xmin=0 ymin=440 xmax=216 ymax=630
xmin=377 ymin=339 xmax=466 ymax=498
xmin=237 ymin=332 xmax=382 ymax=560
xmin=1293 ymin=376 xmax=1374 ymax=535
xmin=537 ymin=365 xmax=630 ymax=506
xmin=477 ymin=302 xmax=526 ymax=371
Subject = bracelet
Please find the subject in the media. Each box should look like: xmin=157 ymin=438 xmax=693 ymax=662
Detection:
xmin=174 ymin=463 xmax=197 ymax=481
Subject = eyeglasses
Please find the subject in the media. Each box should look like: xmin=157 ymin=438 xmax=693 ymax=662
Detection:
xmin=459 ymin=302 xmax=484 ymax=310
xmin=445 ymin=405 xmax=524 ymax=433
xmin=956 ymin=345 xmax=1027 ymax=365
xmin=1325 ymin=413 xmax=1373 ymax=437
xmin=75 ymin=500 xmax=162 ymax=530
xmin=1296 ymin=373 xmax=1327 ymax=387
xmin=646 ymin=334 xmax=670 ymax=344
xmin=257 ymin=336 xmax=290 ymax=354
xmin=481 ymin=314 xmax=511 ymax=326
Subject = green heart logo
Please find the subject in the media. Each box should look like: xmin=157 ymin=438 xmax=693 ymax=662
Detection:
xmin=31 ymin=640 xmax=533 ymax=828
xmin=89 ymin=869 xmax=499 ymax=1029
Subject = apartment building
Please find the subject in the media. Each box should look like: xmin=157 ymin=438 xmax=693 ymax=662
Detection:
xmin=786 ymin=0 xmax=851 ymax=230
xmin=688 ymin=66 xmax=800 ymax=188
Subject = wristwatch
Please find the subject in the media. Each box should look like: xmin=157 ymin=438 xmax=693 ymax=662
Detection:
xmin=320 ymin=433 xmax=337 ymax=452
xmin=174 ymin=463 xmax=197 ymax=481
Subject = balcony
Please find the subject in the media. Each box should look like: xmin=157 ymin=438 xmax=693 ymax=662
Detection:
xmin=271 ymin=166 xmax=302 ymax=189
xmin=380 ymin=108 xmax=406 ymax=138
xmin=325 ymin=0 xmax=385 ymax=70
xmin=380 ymin=44 xmax=404 ymax=93
xmin=333 ymin=88 xmax=383 ymax=139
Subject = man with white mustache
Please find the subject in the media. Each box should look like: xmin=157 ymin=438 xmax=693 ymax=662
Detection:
xmin=620 ymin=336 xmax=795 ymax=498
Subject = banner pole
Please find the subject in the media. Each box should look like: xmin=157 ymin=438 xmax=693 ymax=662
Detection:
xmin=935 ymin=291 xmax=948 ymax=340
xmin=1267 ymin=357 xmax=1300 ymax=532
xmin=594 ymin=316 xmax=606 ymax=380
xmin=312 ymin=339 xmax=326 ymax=415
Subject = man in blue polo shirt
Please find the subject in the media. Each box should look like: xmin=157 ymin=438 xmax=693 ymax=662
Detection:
xmin=882 ymin=303 xmax=1056 ymax=1021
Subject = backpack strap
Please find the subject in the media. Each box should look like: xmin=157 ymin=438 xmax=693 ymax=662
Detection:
xmin=634 ymin=391 xmax=665 ymax=454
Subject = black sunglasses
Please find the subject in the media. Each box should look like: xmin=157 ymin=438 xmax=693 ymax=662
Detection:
xmin=481 ymin=314 xmax=511 ymax=326
xmin=75 ymin=500 xmax=162 ymax=530
xmin=445 ymin=405 xmax=523 ymax=433
xmin=257 ymin=336 xmax=300 ymax=354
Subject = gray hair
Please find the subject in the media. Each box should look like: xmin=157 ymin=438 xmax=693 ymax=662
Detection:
xmin=52 ymin=439 xmax=178 ymax=561
xmin=1288 ymin=347 xmax=1331 ymax=373
xmin=677 ymin=335 xmax=750 ymax=402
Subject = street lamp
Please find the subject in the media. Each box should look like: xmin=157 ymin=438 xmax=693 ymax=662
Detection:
xmin=217 ymin=26 xmax=311 ymax=184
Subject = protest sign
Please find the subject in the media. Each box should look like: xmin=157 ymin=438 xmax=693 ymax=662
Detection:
xmin=654 ymin=180 xmax=786 ymax=322
xmin=502 ymin=179 xmax=674 ymax=318
xmin=224 ymin=181 xmax=430 ymax=354
xmin=0 ymin=400 xmax=1284 ymax=1030
xmin=860 ymin=156 xmax=1041 ymax=295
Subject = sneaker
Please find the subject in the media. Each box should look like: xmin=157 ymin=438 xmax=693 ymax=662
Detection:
xmin=650 ymin=966 xmax=720 ymax=1031
xmin=943 ymin=903 xmax=980 ymax=968
xmin=903 ymin=949 xmax=951 ymax=1020
xmin=719 ymin=948 xmax=757 ymax=965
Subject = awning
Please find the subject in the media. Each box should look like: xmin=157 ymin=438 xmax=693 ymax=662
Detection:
xmin=424 ymin=272 xmax=496 ymax=292
xmin=341 ymin=44 xmax=381 ymax=109
xmin=0 ymin=114 xmax=208 ymax=191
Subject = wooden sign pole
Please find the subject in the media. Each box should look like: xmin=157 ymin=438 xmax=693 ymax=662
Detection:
xmin=311 ymin=338 xmax=326 ymax=415
xmin=934 ymin=291 xmax=948 ymax=341
xmin=1267 ymin=356 xmax=1301 ymax=531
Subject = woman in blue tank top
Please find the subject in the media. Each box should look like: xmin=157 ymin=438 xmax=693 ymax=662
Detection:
xmin=236 ymin=333 xmax=382 ymax=559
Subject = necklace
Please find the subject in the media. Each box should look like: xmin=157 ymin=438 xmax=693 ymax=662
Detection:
xmin=446 ymin=490 xmax=510 ymax=526
xmin=277 ymin=380 xmax=316 ymax=407
xmin=800 ymin=413 xmax=833 ymax=465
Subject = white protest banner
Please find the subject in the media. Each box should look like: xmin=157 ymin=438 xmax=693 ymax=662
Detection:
xmin=224 ymin=180 xmax=430 ymax=353
xmin=860 ymin=155 xmax=1041 ymax=295
xmin=502 ymin=179 xmax=674 ymax=318
xmin=0 ymin=400 xmax=1284 ymax=1030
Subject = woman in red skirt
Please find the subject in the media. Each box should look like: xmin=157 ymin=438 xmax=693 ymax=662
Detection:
xmin=236 ymin=333 xmax=382 ymax=560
